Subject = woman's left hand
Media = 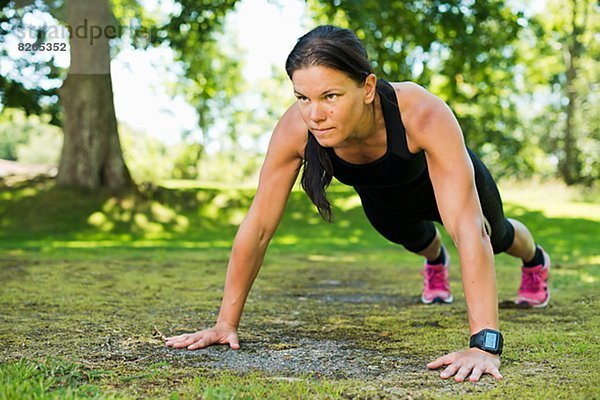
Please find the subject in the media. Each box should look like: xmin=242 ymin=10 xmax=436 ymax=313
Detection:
xmin=427 ymin=348 xmax=502 ymax=382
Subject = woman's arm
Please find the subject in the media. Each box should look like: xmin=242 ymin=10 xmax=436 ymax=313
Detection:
xmin=399 ymin=83 xmax=502 ymax=382
xmin=411 ymin=92 xmax=498 ymax=335
xmin=165 ymin=105 xmax=305 ymax=350
xmin=216 ymin=110 xmax=304 ymax=329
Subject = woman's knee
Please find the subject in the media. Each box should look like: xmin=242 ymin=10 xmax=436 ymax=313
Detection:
xmin=490 ymin=219 xmax=516 ymax=254
xmin=405 ymin=226 xmax=440 ymax=255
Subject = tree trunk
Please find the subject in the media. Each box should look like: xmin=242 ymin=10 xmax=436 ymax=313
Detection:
xmin=57 ymin=0 xmax=133 ymax=190
xmin=560 ymin=0 xmax=587 ymax=185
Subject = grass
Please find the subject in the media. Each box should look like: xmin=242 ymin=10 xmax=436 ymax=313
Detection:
xmin=0 ymin=177 xmax=598 ymax=399
xmin=0 ymin=358 xmax=105 ymax=399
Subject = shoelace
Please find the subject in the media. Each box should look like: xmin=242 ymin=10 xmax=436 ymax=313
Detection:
xmin=520 ymin=268 xmax=542 ymax=291
xmin=425 ymin=267 xmax=447 ymax=290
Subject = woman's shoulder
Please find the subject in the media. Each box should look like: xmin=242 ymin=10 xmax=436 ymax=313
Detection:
xmin=387 ymin=81 xmax=446 ymax=128
xmin=385 ymin=81 xmax=451 ymax=151
xmin=271 ymin=102 xmax=309 ymax=159
xmin=387 ymin=81 xmax=436 ymax=109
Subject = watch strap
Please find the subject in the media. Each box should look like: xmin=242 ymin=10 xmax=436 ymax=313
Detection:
xmin=470 ymin=329 xmax=503 ymax=355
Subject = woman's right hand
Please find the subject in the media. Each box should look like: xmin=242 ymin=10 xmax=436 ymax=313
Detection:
xmin=164 ymin=322 xmax=240 ymax=350
xmin=164 ymin=106 xmax=304 ymax=354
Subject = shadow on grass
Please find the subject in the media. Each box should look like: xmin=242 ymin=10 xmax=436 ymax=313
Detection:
xmin=0 ymin=178 xmax=598 ymax=263
xmin=503 ymin=203 xmax=599 ymax=265
xmin=0 ymin=178 xmax=249 ymax=244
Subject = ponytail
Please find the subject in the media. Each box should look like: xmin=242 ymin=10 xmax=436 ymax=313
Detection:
xmin=301 ymin=133 xmax=333 ymax=222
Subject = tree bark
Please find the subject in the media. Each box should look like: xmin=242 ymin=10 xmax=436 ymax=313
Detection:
xmin=560 ymin=0 xmax=587 ymax=185
xmin=57 ymin=0 xmax=133 ymax=190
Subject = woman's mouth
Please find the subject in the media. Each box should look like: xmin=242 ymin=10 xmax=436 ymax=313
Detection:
xmin=312 ymin=127 xmax=334 ymax=136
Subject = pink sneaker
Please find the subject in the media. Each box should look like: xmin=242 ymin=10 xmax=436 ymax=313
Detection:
xmin=516 ymin=247 xmax=551 ymax=308
xmin=421 ymin=248 xmax=453 ymax=304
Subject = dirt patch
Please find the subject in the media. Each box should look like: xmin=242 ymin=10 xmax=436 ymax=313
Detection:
xmin=155 ymin=337 xmax=415 ymax=380
xmin=64 ymin=333 xmax=416 ymax=382
xmin=302 ymin=292 xmax=420 ymax=305
xmin=499 ymin=300 xmax=535 ymax=309
xmin=0 ymin=261 xmax=29 ymax=282
xmin=311 ymin=279 xmax=367 ymax=288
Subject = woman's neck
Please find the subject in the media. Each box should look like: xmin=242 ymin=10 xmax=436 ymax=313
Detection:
xmin=343 ymin=94 xmax=384 ymax=146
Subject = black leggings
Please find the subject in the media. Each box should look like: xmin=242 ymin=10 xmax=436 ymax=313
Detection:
xmin=359 ymin=151 xmax=515 ymax=254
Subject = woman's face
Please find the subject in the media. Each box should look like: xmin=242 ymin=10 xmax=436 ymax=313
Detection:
xmin=291 ymin=65 xmax=374 ymax=147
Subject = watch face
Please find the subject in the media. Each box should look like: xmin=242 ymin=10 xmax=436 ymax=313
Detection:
xmin=484 ymin=332 xmax=498 ymax=349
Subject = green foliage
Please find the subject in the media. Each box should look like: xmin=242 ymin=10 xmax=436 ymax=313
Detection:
xmin=119 ymin=123 xmax=174 ymax=183
xmin=196 ymin=150 xmax=263 ymax=185
xmin=171 ymin=141 xmax=203 ymax=180
xmin=150 ymin=0 xmax=243 ymax=138
xmin=155 ymin=0 xmax=238 ymax=45
xmin=120 ymin=125 xmax=264 ymax=184
xmin=1 ymin=0 xmax=242 ymax=139
xmin=0 ymin=1 xmax=64 ymax=124
xmin=0 ymin=108 xmax=61 ymax=162
xmin=519 ymin=0 xmax=599 ymax=186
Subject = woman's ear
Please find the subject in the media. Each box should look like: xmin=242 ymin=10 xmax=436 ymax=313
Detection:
xmin=363 ymin=73 xmax=377 ymax=104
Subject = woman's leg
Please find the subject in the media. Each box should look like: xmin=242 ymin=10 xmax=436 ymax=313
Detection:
xmin=505 ymin=218 xmax=536 ymax=261
xmin=417 ymin=227 xmax=442 ymax=261
xmin=359 ymin=201 xmax=452 ymax=304
xmin=416 ymin=227 xmax=453 ymax=304
xmin=468 ymin=149 xmax=550 ymax=307
xmin=506 ymin=218 xmax=551 ymax=307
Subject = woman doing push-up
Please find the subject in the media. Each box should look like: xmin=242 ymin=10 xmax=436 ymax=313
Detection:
xmin=165 ymin=25 xmax=551 ymax=382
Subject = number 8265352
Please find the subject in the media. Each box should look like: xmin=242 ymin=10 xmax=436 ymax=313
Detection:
xmin=18 ymin=42 xmax=67 ymax=51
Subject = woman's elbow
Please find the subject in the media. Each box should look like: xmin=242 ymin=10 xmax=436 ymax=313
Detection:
xmin=447 ymin=217 xmax=489 ymax=248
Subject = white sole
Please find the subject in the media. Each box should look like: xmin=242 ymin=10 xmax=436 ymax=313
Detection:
xmin=421 ymin=294 xmax=454 ymax=304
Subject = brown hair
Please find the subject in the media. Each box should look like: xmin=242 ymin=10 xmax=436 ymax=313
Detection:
xmin=285 ymin=25 xmax=373 ymax=221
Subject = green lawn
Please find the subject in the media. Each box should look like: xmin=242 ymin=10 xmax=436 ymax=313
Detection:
xmin=1 ymin=178 xmax=598 ymax=399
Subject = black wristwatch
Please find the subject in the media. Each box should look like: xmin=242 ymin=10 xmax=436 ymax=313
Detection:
xmin=470 ymin=329 xmax=503 ymax=355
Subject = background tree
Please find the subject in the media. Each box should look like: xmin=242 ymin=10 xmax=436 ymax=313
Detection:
xmin=520 ymin=0 xmax=598 ymax=186
xmin=1 ymin=0 xmax=145 ymax=190
xmin=57 ymin=0 xmax=133 ymax=190
xmin=2 ymin=0 xmax=596 ymax=187
xmin=0 ymin=0 xmax=241 ymax=189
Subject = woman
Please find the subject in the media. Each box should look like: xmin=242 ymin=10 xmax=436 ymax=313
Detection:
xmin=165 ymin=25 xmax=551 ymax=382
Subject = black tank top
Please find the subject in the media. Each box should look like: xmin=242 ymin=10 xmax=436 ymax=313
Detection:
xmin=320 ymin=79 xmax=439 ymax=216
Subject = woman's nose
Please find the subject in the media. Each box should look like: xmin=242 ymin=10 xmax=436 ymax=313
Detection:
xmin=309 ymin=103 xmax=326 ymax=122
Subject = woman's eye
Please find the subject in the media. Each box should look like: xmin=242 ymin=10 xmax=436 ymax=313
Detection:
xmin=297 ymin=96 xmax=309 ymax=103
xmin=326 ymin=94 xmax=337 ymax=100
